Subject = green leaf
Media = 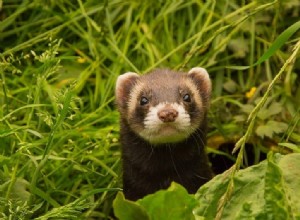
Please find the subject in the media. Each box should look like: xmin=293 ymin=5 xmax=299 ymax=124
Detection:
xmin=195 ymin=161 xmax=266 ymax=219
xmin=113 ymin=183 xmax=198 ymax=220
xmin=278 ymin=143 xmax=300 ymax=153
xmin=223 ymin=79 xmax=238 ymax=93
xmin=228 ymin=38 xmax=249 ymax=58
xmin=257 ymin=102 xmax=282 ymax=120
xmin=266 ymin=121 xmax=288 ymax=134
xmin=278 ymin=154 xmax=300 ymax=216
xmin=113 ymin=192 xmax=149 ymax=220
xmin=113 ymin=154 xmax=300 ymax=220
xmin=256 ymin=125 xmax=274 ymax=138
xmin=252 ymin=20 xmax=300 ymax=66
xmin=138 ymin=182 xmax=198 ymax=220
xmin=258 ymin=153 xmax=290 ymax=219
xmin=241 ymin=104 xmax=255 ymax=114
xmin=195 ymin=153 xmax=300 ymax=219
xmin=255 ymin=120 xmax=288 ymax=138
xmin=228 ymin=20 xmax=300 ymax=70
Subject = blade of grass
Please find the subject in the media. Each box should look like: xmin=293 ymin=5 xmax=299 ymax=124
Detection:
xmin=228 ymin=20 xmax=300 ymax=70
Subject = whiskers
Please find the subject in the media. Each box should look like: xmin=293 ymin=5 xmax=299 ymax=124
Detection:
xmin=168 ymin=144 xmax=183 ymax=184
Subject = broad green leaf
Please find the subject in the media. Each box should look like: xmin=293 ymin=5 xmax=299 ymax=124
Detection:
xmin=278 ymin=154 xmax=300 ymax=216
xmin=195 ymin=153 xmax=300 ymax=219
xmin=257 ymin=153 xmax=290 ymax=220
xmin=113 ymin=192 xmax=149 ymax=220
xmin=255 ymin=120 xmax=287 ymax=138
xmin=194 ymin=161 xmax=266 ymax=219
xmin=257 ymin=102 xmax=282 ymax=120
xmin=256 ymin=125 xmax=274 ymax=138
xmin=138 ymin=182 xmax=198 ymax=220
xmin=241 ymin=104 xmax=254 ymax=114
xmin=113 ymin=183 xmax=197 ymax=220
xmin=266 ymin=121 xmax=288 ymax=134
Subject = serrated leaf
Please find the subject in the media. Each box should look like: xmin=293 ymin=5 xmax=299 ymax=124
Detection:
xmin=266 ymin=120 xmax=288 ymax=134
xmin=256 ymin=121 xmax=288 ymax=138
xmin=257 ymin=103 xmax=282 ymax=120
xmin=256 ymin=125 xmax=274 ymax=138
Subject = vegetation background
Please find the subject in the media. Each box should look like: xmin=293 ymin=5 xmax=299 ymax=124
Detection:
xmin=0 ymin=0 xmax=299 ymax=219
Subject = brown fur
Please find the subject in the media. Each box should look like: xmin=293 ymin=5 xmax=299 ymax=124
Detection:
xmin=116 ymin=68 xmax=213 ymax=200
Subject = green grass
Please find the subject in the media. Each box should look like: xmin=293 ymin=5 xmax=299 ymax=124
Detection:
xmin=0 ymin=0 xmax=300 ymax=218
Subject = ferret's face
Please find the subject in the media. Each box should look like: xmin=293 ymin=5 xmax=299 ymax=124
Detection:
xmin=116 ymin=68 xmax=211 ymax=145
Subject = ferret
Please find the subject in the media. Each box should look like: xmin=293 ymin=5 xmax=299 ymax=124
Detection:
xmin=115 ymin=67 xmax=213 ymax=201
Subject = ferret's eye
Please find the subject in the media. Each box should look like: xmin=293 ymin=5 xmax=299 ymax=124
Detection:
xmin=140 ymin=96 xmax=149 ymax=106
xmin=183 ymin=94 xmax=191 ymax=102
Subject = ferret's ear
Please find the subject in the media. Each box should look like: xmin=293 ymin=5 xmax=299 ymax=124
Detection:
xmin=115 ymin=72 xmax=139 ymax=109
xmin=188 ymin=67 xmax=212 ymax=103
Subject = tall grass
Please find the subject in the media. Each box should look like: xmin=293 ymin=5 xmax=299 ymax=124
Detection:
xmin=0 ymin=0 xmax=299 ymax=218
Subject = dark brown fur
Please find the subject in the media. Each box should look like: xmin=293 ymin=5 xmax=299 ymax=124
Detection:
xmin=120 ymin=118 xmax=212 ymax=201
xmin=116 ymin=69 xmax=213 ymax=200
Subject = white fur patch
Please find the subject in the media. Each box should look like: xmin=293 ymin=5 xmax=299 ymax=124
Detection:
xmin=139 ymin=102 xmax=195 ymax=144
xmin=116 ymin=72 xmax=139 ymax=92
xmin=188 ymin=67 xmax=210 ymax=84
xmin=188 ymin=67 xmax=212 ymax=96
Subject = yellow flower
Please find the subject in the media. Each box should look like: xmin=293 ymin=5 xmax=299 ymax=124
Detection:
xmin=246 ymin=87 xmax=256 ymax=99
xmin=77 ymin=57 xmax=86 ymax=63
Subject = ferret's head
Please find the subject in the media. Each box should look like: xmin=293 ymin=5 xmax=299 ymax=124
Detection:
xmin=116 ymin=67 xmax=211 ymax=145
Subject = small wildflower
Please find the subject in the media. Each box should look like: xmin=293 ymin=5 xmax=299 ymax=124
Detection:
xmin=246 ymin=87 xmax=256 ymax=99
xmin=77 ymin=57 xmax=86 ymax=63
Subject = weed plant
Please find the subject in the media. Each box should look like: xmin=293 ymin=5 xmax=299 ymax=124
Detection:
xmin=0 ymin=0 xmax=299 ymax=218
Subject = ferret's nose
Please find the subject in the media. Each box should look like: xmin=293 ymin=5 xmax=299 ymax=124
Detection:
xmin=157 ymin=108 xmax=178 ymax=122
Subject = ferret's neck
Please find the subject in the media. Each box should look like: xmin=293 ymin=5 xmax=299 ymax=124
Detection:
xmin=120 ymin=117 xmax=212 ymax=200
xmin=120 ymin=118 xmax=207 ymax=167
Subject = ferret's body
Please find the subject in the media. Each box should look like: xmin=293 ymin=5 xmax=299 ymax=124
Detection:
xmin=116 ymin=68 xmax=213 ymax=200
